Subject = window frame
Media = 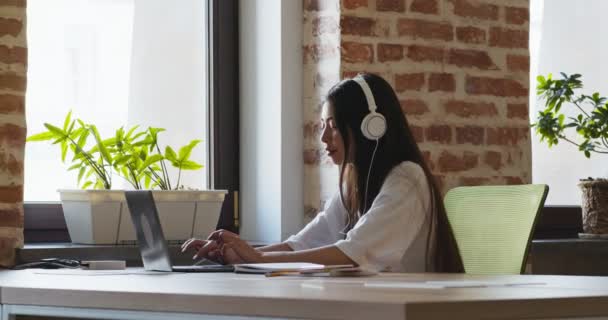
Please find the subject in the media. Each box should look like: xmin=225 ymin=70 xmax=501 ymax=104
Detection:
xmin=24 ymin=0 xmax=240 ymax=243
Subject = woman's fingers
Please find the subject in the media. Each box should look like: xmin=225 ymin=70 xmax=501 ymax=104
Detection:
xmin=193 ymin=240 xmax=219 ymax=260
xmin=181 ymin=238 xmax=205 ymax=253
xmin=221 ymin=237 xmax=262 ymax=263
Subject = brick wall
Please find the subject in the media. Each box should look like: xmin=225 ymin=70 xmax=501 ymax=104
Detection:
xmin=303 ymin=0 xmax=530 ymax=219
xmin=0 ymin=0 xmax=26 ymax=266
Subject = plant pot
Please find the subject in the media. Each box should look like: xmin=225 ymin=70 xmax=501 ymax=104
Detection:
xmin=59 ymin=190 xmax=124 ymax=244
xmin=117 ymin=190 xmax=227 ymax=244
xmin=579 ymin=179 xmax=608 ymax=234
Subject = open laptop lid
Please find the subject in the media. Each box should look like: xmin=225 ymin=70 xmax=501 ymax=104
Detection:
xmin=124 ymin=191 xmax=172 ymax=272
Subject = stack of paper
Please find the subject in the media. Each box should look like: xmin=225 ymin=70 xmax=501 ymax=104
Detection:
xmin=234 ymin=263 xmax=353 ymax=275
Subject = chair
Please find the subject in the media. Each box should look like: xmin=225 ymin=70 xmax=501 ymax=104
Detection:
xmin=444 ymin=184 xmax=549 ymax=275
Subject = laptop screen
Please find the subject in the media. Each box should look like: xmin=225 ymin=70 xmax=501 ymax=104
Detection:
xmin=124 ymin=191 xmax=173 ymax=271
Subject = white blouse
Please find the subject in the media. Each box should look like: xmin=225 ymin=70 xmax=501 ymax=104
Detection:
xmin=285 ymin=161 xmax=432 ymax=272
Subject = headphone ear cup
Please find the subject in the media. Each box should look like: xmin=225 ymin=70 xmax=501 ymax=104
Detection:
xmin=361 ymin=112 xmax=387 ymax=140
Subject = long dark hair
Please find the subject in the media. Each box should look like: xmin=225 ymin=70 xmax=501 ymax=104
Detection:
xmin=325 ymin=73 xmax=463 ymax=273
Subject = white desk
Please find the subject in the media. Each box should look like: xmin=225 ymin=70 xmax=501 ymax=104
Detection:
xmin=0 ymin=269 xmax=608 ymax=320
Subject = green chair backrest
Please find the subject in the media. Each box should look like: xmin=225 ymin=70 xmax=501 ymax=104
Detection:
xmin=444 ymin=184 xmax=549 ymax=275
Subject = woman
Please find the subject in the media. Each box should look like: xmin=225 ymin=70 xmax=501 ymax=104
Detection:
xmin=182 ymin=73 xmax=463 ymax=272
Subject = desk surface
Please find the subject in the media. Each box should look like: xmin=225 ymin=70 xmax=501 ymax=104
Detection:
xmin=1 ymin=270 xmax=608 ymax=320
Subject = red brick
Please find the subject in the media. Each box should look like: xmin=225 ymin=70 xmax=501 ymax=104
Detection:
xmin=395 ymin=73 xmax=425 ymax=92
xmin=342 ymin=70 xmax=362 ymax=79
xmin=377 ymin=0 xmax=405 ymax=12
xmin=303 ymin=121 xmax=323 ymax=140
xmin=0 ymin=151 xmax=23 ymax=176
xmin=456 ymin=126 xmax=484 ymax=145
xmin=0 ymin=18 xmax=22 ymax=37
xmin=341 ymin=16 xmax=375 ymax=36
xmin=303 ymin=149 xmax=321 ymax=165
xmin=484 ymin=151 xmax=502 ymax=170
xmin=0 ymin=124 xmax=25 ymax=148
xmin=410 ymin=0 xmax=438 ymax=14
xmin=377 ymin=43 xmax=403 ymax=62
xmin=312 ymin=17 xmax=339 ymax=36
xmin=489 ymin=27 xmax=528 ymax=49
xmin=486 ymin=127 xmax=526 ymax=146
xmin=456 ymin=26 xmax=486 ymax=44
xmin=507 ymin=103 xmax=528 ymax=119
xmin=447 ymin=48 xmax=497 ymax=70
xmin=400 ymin=99 xmax=429 ymax=115
xmin=410 ymin=125 xmax=424 ymax=142
xmin=428 ymin=73 xmax=455 ymax=92
xmin=342 ymin=0 xmax=368 ymax=10
xmin=1 ymin=0 xmax=26 ymax=7
xmin=0 ymin=207 xmax=22 ymax=227
xmin=0 ymin=45 xmax=26 ymax=65
xmin=438 ymin=151 xmax=478 ymax=173
xmin=426 ymin=125 xmax=452 ymax=144
xmin=341 ymin=41 xmax=373 ymax=63
xmin=444 ymin=100 xmax=498 ymax=117
xmin=304 ymin=0 xmax=336 ymax=11
xmin=448 ymin=0 xmax=498 ymax=20
xmin=398 ymin=18 xmax=453 ymax=41
xmin=505 ymin=176 xmax=524 ymax=185
xmin=460 ymin=177 xmax=490 ymax=186
xmin=303 ymin=43 xmax=338 ymax=64
xmin=0 ymin=73 xmax=26 ymax=91
xmin=506 ymin=7 xmax=529 ymax=25
xmin=465 ymin=76 xmax=528 ymax=97
xmin=0 ymin=185 xmax=22 ymax=203
xmin=0 ymin=94 xmax=24 ymax=114
xmin=507 ymin=54 xmax=529 ymax=72
xmin=407 ymin=45 xmax=444 ymax=63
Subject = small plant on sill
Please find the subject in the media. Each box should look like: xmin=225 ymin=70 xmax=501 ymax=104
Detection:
xmin=27 ymin=111 xmax=204 ymax=190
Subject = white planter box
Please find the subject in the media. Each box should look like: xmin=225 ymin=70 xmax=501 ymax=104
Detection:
xmin=60 ymin=190 xmax=228 ymax=245
xmin=59 ymin=190 xmax=124 ymax=244
xmin=117 ymin=190 xmax=227 ymax=244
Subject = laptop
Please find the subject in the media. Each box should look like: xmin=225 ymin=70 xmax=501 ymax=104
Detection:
xmin=124 ymin=190 xmax=235 ymax=272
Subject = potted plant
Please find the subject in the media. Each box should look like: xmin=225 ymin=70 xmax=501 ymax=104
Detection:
xmin=533 ymin=72 xmax=608 ymax=236
xmin=27 ymin=112 xmax=227 ymax=244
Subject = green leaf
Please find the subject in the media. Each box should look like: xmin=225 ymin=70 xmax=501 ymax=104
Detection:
xmin=77 ymin=167 xmax=86 ymax=184
xmin=67 ymin=163 xmax=81 ymax=171
xmin=61 ymin=142 xmax=68 ymax=162
xmin=178 ymin=160 xmax=204 ymax=170
xmin=26 ymin=131 xmax=55 ymax=142
xmin=139 ymin=154 xmax=163 ymax=171
xmin=89 ymin=125 xmax=113 ymax=164
xmin=165 ymin=146 xmax=178 ymax=163
xmin=63 ymin=110 xmax=72 ymax=131
xmin=178 ymin=140 xmax=201 ymax=161
xmin=44 ymin=124 xmax=67 ymax=138
xmin=81 ymin=181 xmax=93 ymax=189
xmin=125 ymin=125 xmax=140 ymax=139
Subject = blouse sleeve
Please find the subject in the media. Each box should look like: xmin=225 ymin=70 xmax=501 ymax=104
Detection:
xmin=285 ymin=193 xmax=345 ymax=251
xmin=334 ymin=163 xmax=430 ymax=270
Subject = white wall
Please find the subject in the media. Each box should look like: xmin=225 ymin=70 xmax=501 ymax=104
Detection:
xmin=239 ymin=1 xmax=303 ymax=242
xmin=531 ymin=0 xmax=608 ymax=205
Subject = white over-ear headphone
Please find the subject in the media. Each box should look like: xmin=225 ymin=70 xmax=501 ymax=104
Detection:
xmin=353 ymin=76 xmax=387 ymax=140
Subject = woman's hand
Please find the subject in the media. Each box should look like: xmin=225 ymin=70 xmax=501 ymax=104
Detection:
xmin=181 ymin=237 xmax=245 ymax=264
xmin=209 ymin=229 xmax=265 ymax=263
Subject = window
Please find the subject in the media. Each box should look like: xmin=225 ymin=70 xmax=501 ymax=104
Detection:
xmin=24 ymin=0 xmax=240 ymax=242
xmin=25 ymin=0 xmax=209 ymax=201
xmin=530 ymin=0 xmax=608 ymax=206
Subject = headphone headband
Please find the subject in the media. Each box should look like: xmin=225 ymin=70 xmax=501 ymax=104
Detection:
xmin=353 ymin=76 xmax=377 ymax=114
